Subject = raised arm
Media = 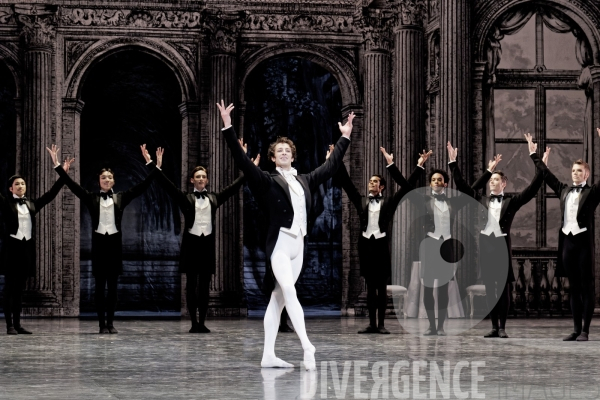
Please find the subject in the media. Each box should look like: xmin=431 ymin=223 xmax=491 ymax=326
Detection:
xmin=448 ymin=142 xmax=492 ymax=197
xmin=304 ymin=112 xmax=354 ymax=190
xmin=335 ymin=162 xmax=363 ymax=213
xmin=152 ymin=148 xmax=190 ymax=209
xmin=528 ymin=133 xmax=564 ymax=196
xmin=217 ymin=101 xmax=270 ymax=191
xmin=47 ymin=143 xmax=91 ymax=201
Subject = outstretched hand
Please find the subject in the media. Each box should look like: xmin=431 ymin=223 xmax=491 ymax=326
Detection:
xmin=62 ymin=157 xmax=75 ymax=174
xmin=524 ymin=132 xmax=537 ymax=153
xmin=140 ymin=144 xmax=152 ymax=163
xmin=488 ymin=154 xmax=502 ymax=171
xmin=325 ymin=144 xmax=335 ymax=160
xmin=46 ymin=144 xmax=60 ymax=167
xmin=597 ymin=127 xmax=600 ymax=137
xmin=418 ymin=149 xmax=433 ymax=167
xmin=217 ymin=99 xmax=234 ymax=128
xmin=156 ymin=147 xmax=164 ymax=169
xmin=238 ymin=138 xmax=261 ymax=166
xmin=379 ymin=147 xmax=394 ymax=165
xmin=251 ymin=153 xmax=261 ymax=166
xmin=447 ymin=142 xmax=458 ymax=162
xmin=542 ymin=146 xmax=551 ymax=166
xmin=338 ymin=112 xmax=355 ymax=138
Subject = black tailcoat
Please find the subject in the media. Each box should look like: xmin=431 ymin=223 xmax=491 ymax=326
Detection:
xmin=223 ymin=126 xmax=350 ymax=293
xmin=155 ymin=167 xmax=244 ymax=274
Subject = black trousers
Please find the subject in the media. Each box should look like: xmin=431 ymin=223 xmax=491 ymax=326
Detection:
xmin=422 ymin=236 xmax=453 ymax=330
xmin=480 ymin=233 xmax=511 ymax=330
xmin=3 ymin=273 xmax=27 ymax=329
xmin=95 ymin=273 xmax=118 ymax=328
xmin=186 ymin=272 xmax=211 ymax=326
xmin=359 ymin=236 xmax=391 ymax=327
xmin=562 ymin=232 xmax=594 ymax=333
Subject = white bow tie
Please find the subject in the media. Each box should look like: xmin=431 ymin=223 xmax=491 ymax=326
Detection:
xmin=278 ymin=167 xmax=297 ymax=178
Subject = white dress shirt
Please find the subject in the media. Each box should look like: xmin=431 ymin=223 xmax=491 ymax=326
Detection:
xmin=189 ymin=190 xmax=213 ymax=236
xmin=363 ymin=195 xmax=386 ymax=239
xmin=562 ymin=182 xmax=587 ymax=235
xmin=481 ymin=192 xmax=506 ymax=237
xmin=10 ymin=195 xmax=32 ymax=241
xmin=276 ymin=167 xmax=307 ymax=237
xmin=96 ymin=191 xmax=118 ymax=235
xmin=427 ymin=190 xmax=451 ymax=240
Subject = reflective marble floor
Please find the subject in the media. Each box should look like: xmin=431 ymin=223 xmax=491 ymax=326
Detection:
xmin=1 ymin=317 xmax=599 ymax=399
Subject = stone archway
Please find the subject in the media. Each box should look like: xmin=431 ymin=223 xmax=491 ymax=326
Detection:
xmin=61 ymin=39 xmax=199 ymax=315
xmin=238 ymin=45 xmax=361 ymax=314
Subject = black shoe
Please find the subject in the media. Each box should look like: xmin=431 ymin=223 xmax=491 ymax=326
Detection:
xmin=436 ymin=328 xmax=446 ymax=336
xmin=484 ymin=329 xmax=499 ymax=338
xmin=99 ymin=327 xmax=109 ymax=334
xmin=7 ymin=327 xmax=17 ymax=335
xmin=378 ymin=326 xmax=390 ymax=334
xmin=107 ymin=326 xmax=118 ymax=334
xmin=498 ymin=329 xmax=509 ymax=338
xmin=189 ymin=324 xmax=199 ymax=333
xmin=279 ymin=324 xmax=295 ymax=333
xmin=423 ymin=328 xmax=437 ymax=336
xmin=198 ymin=325 xmax=210 ymax=333
xmin=15 ymin=326 xmax=32 ymax=335
xmin=358 ymin=325 xmax=378 ymax=334
xmin=576 ymin=332 xmax=589 ymax=341
xmin=563 ymin=332 xmax=580 ymax=341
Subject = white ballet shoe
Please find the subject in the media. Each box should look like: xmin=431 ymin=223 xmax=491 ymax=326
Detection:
xmin=261 ymin=355 xmax=294 ymax=368
xmin=303 ymin=345 xmax=316 ymax=370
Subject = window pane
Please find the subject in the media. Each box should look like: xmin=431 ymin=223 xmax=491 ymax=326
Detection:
xmin=546 ymin=198 xmax=561 ymax=247
xmin=495 ymin=143 xmax=535 ymax=193
xmin=498 ymin=16 xmax=536 ymax=69
xmin=546 ymin=90 xmax=585 ymax=139
xmin=545 ymin=143 xmax=584 ymax=185
xmin=510 ymin=199 xmax=536 ymax=247
xmin=543 ymin=24 xmax=580 ymax=70
xmin=494 ymin=89 xmax=535 ymax=139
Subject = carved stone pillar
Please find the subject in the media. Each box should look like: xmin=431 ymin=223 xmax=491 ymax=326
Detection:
xmin=391 ymin=1 xmax=426 ymax=288
xmin=440 ymin=0 xmax=475 ymax=287
xmin=204 ymin=12 xmax=243 ymax=314
xmin=59 ymin=98 xmax=85 ymax=316
xmin=16 ymin=5 xmax=60 ymax=312
xmin=588 ymin=65 xmax=600 ymax=307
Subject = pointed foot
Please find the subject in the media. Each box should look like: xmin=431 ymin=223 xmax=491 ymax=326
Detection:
xmin=261 ymin=356 xmax=294 ymax=368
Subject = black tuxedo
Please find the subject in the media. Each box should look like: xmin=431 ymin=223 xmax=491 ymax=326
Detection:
xmin=336 ymin=162 xmax=421 ymax=279
xmin=454 ymin=154 xmax=544 ymax=284
xmin=0 ymin=176 xmax=65 ymax=331
xmin=223 ymin=126 xmax=350 ymax=293
xmin=533 ymin=152 xmax=600 ymax=334
xmin=155 ymin=168 xmax=244 ymax=274
xmin=0 ymin=177 xmax=65 ymax=277
xmin=56 ymin=164 xmax=157 ymax=330
xmin=55 ymin=165 xmax=158 ymax=276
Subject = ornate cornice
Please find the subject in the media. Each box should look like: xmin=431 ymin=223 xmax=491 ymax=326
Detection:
xmin=243 ymin=13 xmax=355 ymax=33
xmin=14 ymin=5 xmax=57 ymax=50
xmin=60 ymin=8 xmax=203 ymax=29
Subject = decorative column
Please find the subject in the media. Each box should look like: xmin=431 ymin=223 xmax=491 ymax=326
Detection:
xmin=588 ymin=65 xmax=600 ymax=308
xmin=439 ymin=0 xmax=475 ymax=287
xmin=391 ymin=1 xmax=426 ymax=288
xmin=16 ymin=5 xmax=60 ymax=312
xmin=60 ymin=98 xmax=85 ymax=316
xmin=204 ymin=11 xmax=244 ymax=314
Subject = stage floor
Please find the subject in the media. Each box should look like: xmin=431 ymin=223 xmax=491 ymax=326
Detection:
xmin=1 ymin=317 xmax=599 ymax=399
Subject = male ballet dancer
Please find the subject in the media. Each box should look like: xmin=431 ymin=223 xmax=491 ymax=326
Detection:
xmin=217 ymin=100 xmax=353 ymax=369
xmin=531 ymin=128 xmax=600 ymax=341
xmin=336 ymin=146 xmax=431 ymax=334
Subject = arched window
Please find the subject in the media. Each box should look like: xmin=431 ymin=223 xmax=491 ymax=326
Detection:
xmin=487 ymin=5 xmax=592 ymax=248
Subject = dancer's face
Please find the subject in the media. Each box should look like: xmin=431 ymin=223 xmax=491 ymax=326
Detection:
xmin=368 ymin=176 xmax=384 ymax=196
xmin=190 ymin=170 xmax=208 ymax=191
xmin=430 ymin=173 xmax=447 ymax=193
xmin=99 ymin=171 xmax=115 ymax=191
xmin=271 ymin=143 xmax=294 ymax=170
xmin=489 ymin=173 xmax=507 ymax=194
xmin=572 ymin=163 xmax=589 ymax=185
xmin=9 ymin=178 xmax=26 ymax=197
